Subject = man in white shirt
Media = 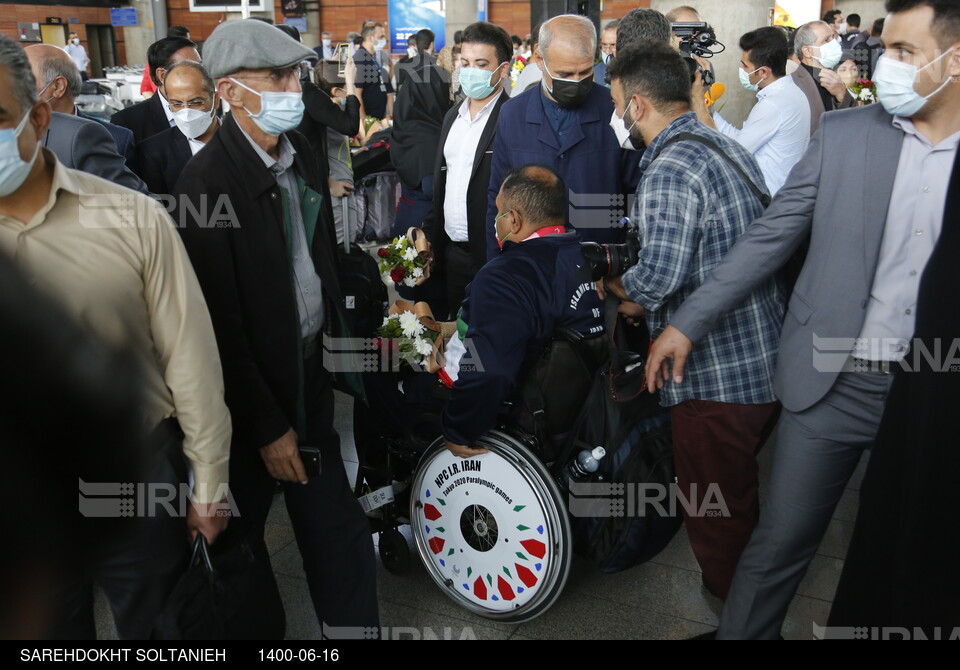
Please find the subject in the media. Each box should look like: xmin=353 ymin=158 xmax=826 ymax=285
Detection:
xmin=420 ymin=22 xmax=514 ymax=318
xmin=64 ymin=31 xmax=88 ymax=79
xmin=694 ymin=27 xmax=810 ymax=195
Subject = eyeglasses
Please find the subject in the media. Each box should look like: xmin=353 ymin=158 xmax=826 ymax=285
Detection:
xmin=167 ymin=97 xmax=213 ymax=112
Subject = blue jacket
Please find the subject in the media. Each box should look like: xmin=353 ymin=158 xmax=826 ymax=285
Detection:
xmin=442 ymin=232 xmax=603 ymax=446
xmin=80 ymin=111 xmax=137 ymax=172
xmin=486 ymin=83 xmax=642 ymax=260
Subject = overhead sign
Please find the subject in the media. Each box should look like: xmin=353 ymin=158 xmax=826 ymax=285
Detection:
xmin=109 ymin=8 xmax=138 ymax=27
xmin=388 ymin=0 xmax=446 ymax=55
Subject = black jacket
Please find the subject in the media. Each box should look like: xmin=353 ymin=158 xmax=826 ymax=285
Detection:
xmin=297 ymin=82 xmax=361 ymax=202
xmin=173 ymin=114 xmax=344 ymax=451
xmin=110 ymin=92 xmax=171 ymax=145
xmin=390 ymin=53 xmax=451 ymax=190
xmin=828 ymin=144 xmax=960 ymax=631
xmin=422 ymin=91 xmax=509 ymax=272
xmin=138 ymin=125 xmax=193 ymax=196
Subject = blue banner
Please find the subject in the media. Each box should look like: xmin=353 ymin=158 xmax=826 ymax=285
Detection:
xmin=388 ymin=0 xmax=446 ymax=54
xmin=109 ymin=8 xmax=138 ymax=27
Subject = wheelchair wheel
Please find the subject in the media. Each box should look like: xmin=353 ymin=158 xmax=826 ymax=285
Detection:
xmin=378 ymin=528 xmax=411 ymax=575
xmin=410 ymin=431 xmax=571 ymax=623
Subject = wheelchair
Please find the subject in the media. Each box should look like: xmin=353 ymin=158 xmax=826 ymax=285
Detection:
xmin=352 ymin=332 xmax=610 ymax=624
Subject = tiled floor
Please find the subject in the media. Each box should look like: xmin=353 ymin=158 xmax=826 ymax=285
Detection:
xmin=95 ymin=390 xmax=868 ymax=640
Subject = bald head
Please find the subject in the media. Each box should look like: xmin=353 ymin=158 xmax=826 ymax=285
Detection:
xmin=24 ymin=44 xmax=82 ymax=113
xmin=499 ymin=164 xmax=567 ymax=230
xmin=540 ymin=14 xmax=597 ymax=61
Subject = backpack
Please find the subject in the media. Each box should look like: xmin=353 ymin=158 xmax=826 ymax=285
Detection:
xmin=560 ymin=296 xmax=682 ymax=573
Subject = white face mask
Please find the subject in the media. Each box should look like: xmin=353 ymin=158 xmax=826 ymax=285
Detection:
xmin=322 ymin=38 xmax=331 ymax=47
xmin=838 ymin=23 xmax=849 ymax=35
xmin=173 ymin=104 xmax=216 ymax=139
xmin=375 ymin=38 xmax=387 ymax=50
xmin=71 ymin=38 xmax=80 ymax=45
xmin=874 ymin=48 xmax=957 ymax=118
xmin=609 ymin=100 xmax=639 ymax=150
xmin=812 ymin=38 xmax=843 ymax=69
xmin=0 ymin=108 xmax=40 ymax=198
xmin=407 ymin=46 xmax=417 ymax=59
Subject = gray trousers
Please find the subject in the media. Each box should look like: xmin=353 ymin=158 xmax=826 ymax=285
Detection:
xmin=717 ymin=371 xmax=895 ymax=639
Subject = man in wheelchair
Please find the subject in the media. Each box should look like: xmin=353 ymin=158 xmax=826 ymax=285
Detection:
xmin=440 ymin=164 xmax=604 ymax=458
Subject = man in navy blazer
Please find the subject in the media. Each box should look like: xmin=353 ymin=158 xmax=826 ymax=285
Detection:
xmin=486 ymin=14 xmax=641 ymax=260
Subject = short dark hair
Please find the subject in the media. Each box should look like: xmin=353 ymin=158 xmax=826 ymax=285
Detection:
xmin=501 ymin=165 xmax=566 ymax=226
xmin=530 ymin=22 xmax=544 ymax=48
xmin=415 ymin=29 xmax=434 ymax=53
xmin=361 ymin=24 xmax=380 ymax=41
xmin=275 ymin=23 xmax=301 ymax=42
xmin=512 ymin=34 xmax=523 ymax=47
xmin=616 ymin=8 xmax=672 ymax=52
xmin=847 ymin=13 xmax=861 ymax=27
xmin=168 ymin=25 xmax=190 ymax=39
xmin=740 ymin=26 xmax=788 ymax=77
xmin=886 ymin=0 xmax=960 ymax=47
xmin=872 ymin=17 xmax=886 ymax=36
xmin=607 ymin=39 xmax=692 ymax=112
xmin=823 ymin=9 xmax=842 ymax=24
xmin=147 ymin=36 xmax=197 ymax=86
xmin=454 ymin=30 xmax=464 ymax=44
xmin=460 ymin=21 xmax=513 ymax=66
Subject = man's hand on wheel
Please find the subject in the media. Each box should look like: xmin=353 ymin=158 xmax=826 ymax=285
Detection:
xmin=445 ymin=440 xmax=489 ymax=458
xmin=645 ymin=325 xmax=694 ymax=393
xmin=260 ymin=428 xmax=308 ymax=484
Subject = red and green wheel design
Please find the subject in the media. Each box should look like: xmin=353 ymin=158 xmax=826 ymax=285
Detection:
xmin=411 ymin=431 xmax=572 ymax=623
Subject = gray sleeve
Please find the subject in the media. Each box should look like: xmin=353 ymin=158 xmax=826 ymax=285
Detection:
xmin=71 ymin=120 xmax=151 ymax=195
xmin=669 ymin=119 xmax=826 ymax=343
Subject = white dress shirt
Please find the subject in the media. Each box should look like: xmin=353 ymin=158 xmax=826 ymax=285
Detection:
xmin=713 ymin=75 xmax=811 ymax=195
xmin=856 ymin=118 xmax=959 ymax=361
xmin=442 ymin=91 xmax=503 ymax=242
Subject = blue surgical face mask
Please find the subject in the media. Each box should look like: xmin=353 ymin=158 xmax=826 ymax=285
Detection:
xmin=739 ymin=66 xmax=762 ymax=92
xmin=230 ymin=77 xmax=304 ymax=136
xmin=0 ymin=108 xmax=40 ymax=198
xmin=874 ymin=48 xmax=957 ymax=118
xmin=813 ymin=38 xmax=843 ymax=69
xmin=459 ymin=64 xmax=504 ymax=99
xmin=322 ymin=38 xmax=331 ymax=47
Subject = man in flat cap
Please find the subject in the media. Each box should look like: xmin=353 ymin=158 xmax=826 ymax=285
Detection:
xmin=173 ymin=19 xmax=379 ymax=638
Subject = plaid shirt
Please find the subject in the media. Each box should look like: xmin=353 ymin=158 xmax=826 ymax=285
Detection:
xmin=622 ymin=112 xmax=784 ymax=406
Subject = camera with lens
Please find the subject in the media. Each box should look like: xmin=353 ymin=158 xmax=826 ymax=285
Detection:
xmin=671 ymin=22 xmax=724 ymax=87
xmin=581 ymin=219 xmax=642 ymax=282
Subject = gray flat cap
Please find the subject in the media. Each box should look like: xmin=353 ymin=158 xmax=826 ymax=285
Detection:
xmin=203 ymin=19 xmax=317 ymax=79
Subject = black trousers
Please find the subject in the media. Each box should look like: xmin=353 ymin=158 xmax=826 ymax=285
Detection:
xmin=229 ymin=353 xmax=379 ymax=638
xmin=47 ymin=424 xmax=190 ymax=639
xmin=443 ymin=243 xmax=482 ymax=320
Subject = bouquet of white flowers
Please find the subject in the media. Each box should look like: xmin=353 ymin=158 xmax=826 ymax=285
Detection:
xmin=376 ymin=300 xmax=455 ymax=371
xmin=377 ymin=227 xmax=433 ymax=288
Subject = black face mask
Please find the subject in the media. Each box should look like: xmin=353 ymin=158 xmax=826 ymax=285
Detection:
xmin=545 ymin=65 xmax=594 ymax=108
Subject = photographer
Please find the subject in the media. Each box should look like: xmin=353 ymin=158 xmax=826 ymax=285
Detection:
xmin=692 ymin=27 xmax=811 ymax=196
xmin=601 ymin=40 xmax=784 ymax=601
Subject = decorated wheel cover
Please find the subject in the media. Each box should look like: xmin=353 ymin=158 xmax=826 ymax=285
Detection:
xmin=410 ymin=431 xmax=572 ymax=622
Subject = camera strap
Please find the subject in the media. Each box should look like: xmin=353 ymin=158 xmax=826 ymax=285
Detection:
xmin=654 ymin=132 xmax=772 ymax=208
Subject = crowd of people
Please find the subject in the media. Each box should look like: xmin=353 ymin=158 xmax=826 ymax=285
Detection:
xmin=0 ymin=0 xmax=957 ymax=641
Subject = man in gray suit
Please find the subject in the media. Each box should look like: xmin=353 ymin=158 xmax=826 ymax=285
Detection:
xmin=43 ymin=112 xmax=149 ymax=194
xmin=647 ymin=0 xmax=960 ymax=638
xmin=25 ymin=44 xmax=137 ymax=173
